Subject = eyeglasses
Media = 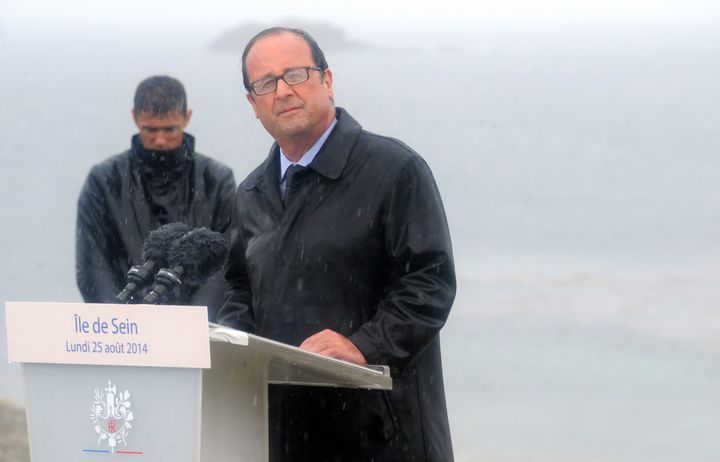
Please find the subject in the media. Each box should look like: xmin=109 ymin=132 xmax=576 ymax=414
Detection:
xmin=249 ymin=66 xmax=323 ymax=96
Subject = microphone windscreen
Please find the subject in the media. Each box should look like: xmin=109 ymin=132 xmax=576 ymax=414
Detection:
xmin=168 ymin=227 xmax=230 ymax=286
xmin=141 ymin=222 xmax=191 ymax=265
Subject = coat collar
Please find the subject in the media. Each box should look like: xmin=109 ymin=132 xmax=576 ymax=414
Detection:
xmin=243 ymin=107 xmax=362 ymax=192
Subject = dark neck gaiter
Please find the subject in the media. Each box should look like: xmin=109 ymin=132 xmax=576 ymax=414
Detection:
xmin=130 ymin=134 xmax=194 ymax=224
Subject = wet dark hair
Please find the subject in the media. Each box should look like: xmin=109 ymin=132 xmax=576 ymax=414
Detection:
xmin=241 ymin=27 xmax=329 ymax=93
xmin=133 ymin=75 xmax=188 ymax=116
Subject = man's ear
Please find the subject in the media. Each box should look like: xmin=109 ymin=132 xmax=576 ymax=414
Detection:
xmin=247 ymin=93 xmax=259 ymax=119
xmin=323 ymin=69 xmax=334 ymax=100
xmin=183 ymin=109 xmax=193 ymax=128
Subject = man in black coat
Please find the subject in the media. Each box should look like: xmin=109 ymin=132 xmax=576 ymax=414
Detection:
xmin=218 ymin=28 xmax=456 ymax=461
xmin=76 ymin=75 xmax=236 ymax=318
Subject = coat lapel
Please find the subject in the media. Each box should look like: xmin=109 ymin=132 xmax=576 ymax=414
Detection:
xmin=244 ymin=144 xmax=284 ymax=218
xmin=309 ymin=108 xmax=362 ymax=181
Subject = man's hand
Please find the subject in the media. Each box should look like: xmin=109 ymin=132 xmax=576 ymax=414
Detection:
xmin=299 ymin=329 xmax=367 ymax=365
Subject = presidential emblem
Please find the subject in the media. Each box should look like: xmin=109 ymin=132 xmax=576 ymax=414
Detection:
xmin=89 ymin=380 xmax=134 ymax=452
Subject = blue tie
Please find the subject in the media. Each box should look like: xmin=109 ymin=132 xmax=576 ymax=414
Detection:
xmin=282 ymin=164 xmax=306 ymax=204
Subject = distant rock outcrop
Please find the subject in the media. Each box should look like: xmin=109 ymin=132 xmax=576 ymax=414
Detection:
xmin=0 ymin=401 xmax=29 ymax=462
xmin=207 ymin=20 xmax=375 ymax=53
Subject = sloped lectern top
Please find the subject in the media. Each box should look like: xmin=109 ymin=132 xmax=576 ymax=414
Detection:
xmin=208 ymin=324 xmax=392 ymax=390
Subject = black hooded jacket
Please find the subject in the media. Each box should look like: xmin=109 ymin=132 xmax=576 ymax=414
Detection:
xmin=76 ymin=134 xmax=236 ymax=317
xmin=218 ymin=109 xmax=455 ymax=461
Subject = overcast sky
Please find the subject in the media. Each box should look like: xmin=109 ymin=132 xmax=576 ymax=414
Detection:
xmin=3 ymin=0 xmax=720 ymax=30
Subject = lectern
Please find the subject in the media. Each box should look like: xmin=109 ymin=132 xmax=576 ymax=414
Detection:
xmin=4 ymin=302 xmax=391 ymax=462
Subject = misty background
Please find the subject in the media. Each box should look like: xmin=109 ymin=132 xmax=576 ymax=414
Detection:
xmin=2 ymin=1 xmax=720 ymax=461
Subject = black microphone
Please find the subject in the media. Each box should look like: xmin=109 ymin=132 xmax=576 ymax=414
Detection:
xmin=142 ymin=227 xmax=230 ymax=305
xmin=115 ymin=222 xmax=191 ymax=302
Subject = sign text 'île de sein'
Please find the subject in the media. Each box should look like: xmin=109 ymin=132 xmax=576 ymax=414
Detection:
xmin=5 ymin=301 xmax=210 ymax=368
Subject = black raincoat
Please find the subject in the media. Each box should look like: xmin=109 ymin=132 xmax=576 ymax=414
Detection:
xmin=218 ymin=109 xmax=455 ymax=461
xmin=76 ymin=134 xmax=236 ymax=318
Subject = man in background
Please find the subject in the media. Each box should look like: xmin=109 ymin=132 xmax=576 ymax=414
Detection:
xmin=76 ymin=75 xmax=236 ymax=318
xmin=218 ymin=28 xmax=455 ymax=461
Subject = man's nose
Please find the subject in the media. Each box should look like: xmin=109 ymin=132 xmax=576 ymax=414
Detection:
xmin=153 ymin=133 xmax=167 ymax=147
xmin=275 ymin=78 xmax=294 ymax=98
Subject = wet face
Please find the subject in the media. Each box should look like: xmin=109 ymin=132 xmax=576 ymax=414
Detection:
xmin=133 ymin=110 xmax=192 ymax=151
xmin=244 ymin=32 xmax=335 ymax=146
